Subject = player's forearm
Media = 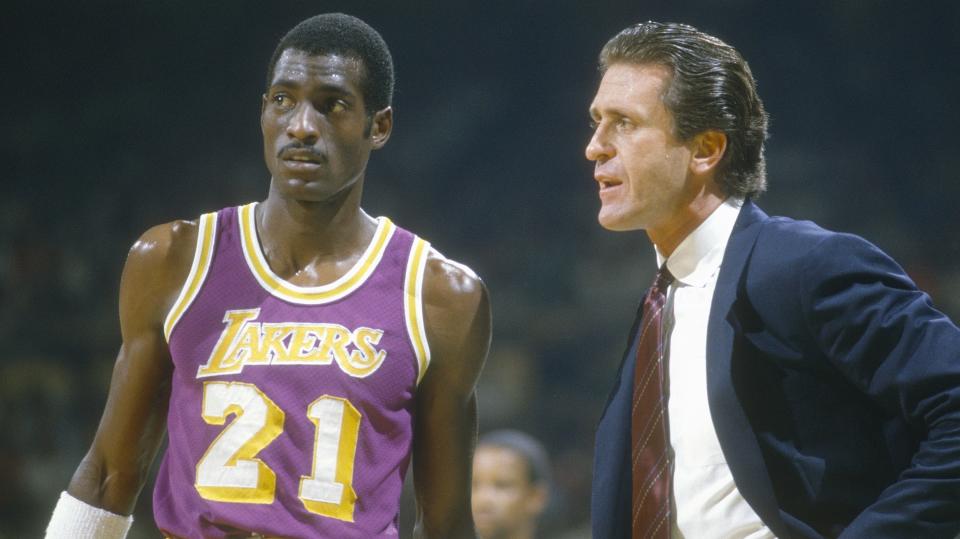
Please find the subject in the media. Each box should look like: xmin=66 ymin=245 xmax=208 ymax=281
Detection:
xmin=67 ymin=453 xmax=145 ymax=515
xmin=413 ymin=462 xmax=478 ymax=539
xmin=413 ymin=397 xmax=479 ymax=539
xmin=414 ymin=508 xmax=477 ymax=539
xmin=47 ymin=454 xmax=141 ymax=538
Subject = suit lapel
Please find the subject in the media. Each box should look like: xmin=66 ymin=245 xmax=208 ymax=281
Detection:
xmin=592 ymin=301 xmax=645 ymax=539
xmin=706 ymin=200 xmax=790 ymax=538
xmin=598 ymin=301 xmax=645 ymax=422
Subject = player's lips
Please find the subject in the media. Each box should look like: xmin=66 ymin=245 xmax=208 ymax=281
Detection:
xmin=279 ymin=147 xmax=326 ymax=168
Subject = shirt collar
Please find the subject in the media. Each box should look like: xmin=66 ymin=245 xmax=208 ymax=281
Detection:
xmin=655 ymin=198 xmax=743 ymax=288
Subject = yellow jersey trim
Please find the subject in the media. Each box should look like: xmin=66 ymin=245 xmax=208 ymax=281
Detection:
xmin=238 ymin=203 xmax=395 ymax=305
xmin=164 ymin=212 xmax=218 ymax=341
xmin=404 ymin=237 xmax=432 ymax=384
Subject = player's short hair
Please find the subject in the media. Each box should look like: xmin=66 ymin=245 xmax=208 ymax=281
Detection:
xmin=478 ymin=429 xmax=552 ymax=488
xmin=266 ymin=13 xmax=394 ymax=114
xmin=599 ymin=21 xmax=769 ymax=199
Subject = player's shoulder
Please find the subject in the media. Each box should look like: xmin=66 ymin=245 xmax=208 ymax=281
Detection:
xmin=380 ymin=218 xmax=489 ymax=333
xmin=113 ymin=217 xmax=209 ymax=328
xmin=421 ymin=246 xmax=486 ymax=310
xmin=128 ymin=218 xmax=200 ymax=270
xmin=121 ymin=218 xmax=207 ymax=306
xmin=417 ymin=245 xmax=490 ymax=387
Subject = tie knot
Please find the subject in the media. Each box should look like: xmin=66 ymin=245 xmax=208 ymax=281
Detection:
xmin=652 ymin=265 xmax=674 ymax=292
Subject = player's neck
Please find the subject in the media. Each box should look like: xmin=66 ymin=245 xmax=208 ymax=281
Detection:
xmin=256 ymin=187 xmax=377 ymax=267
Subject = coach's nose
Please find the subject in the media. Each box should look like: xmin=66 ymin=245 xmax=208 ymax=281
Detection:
xmin=585 ymin=124 xmax=613 ymax=162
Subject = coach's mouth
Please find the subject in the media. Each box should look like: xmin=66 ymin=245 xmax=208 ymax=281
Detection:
xmin=595 ymin=175 xmax=622 ymax=190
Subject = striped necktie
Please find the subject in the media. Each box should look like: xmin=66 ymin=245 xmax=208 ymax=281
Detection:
xmin=631 ymin=266 xmax=675 ymax=538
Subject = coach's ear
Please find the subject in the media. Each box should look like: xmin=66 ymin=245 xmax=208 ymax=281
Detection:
xmin=369 ymin=106 xmax=393 ymax=149
xmin=689 ymin=129 xmax=727 ymax=176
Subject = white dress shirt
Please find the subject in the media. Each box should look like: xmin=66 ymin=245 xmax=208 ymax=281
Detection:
xmin=655 ymin=198 xmax=775 ymax=539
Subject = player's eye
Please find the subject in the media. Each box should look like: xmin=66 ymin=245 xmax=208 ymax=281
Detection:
xmin=272 ymin=94 xmax=295 ymax=110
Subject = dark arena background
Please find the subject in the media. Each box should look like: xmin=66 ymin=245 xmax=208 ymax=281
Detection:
xmin=2 ymin=1 xmax=959 ymax=537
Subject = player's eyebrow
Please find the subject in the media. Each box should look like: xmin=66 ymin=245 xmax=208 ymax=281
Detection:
xmin=269 ymin=78 xmax=355 ymax=97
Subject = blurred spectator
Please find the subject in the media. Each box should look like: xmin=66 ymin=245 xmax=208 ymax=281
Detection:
xmin=472 ymin=430 xmax=550 ymax=539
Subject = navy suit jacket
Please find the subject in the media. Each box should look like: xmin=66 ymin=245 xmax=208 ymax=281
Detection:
xmin=591 ymin=201 xmax=960 ymax=538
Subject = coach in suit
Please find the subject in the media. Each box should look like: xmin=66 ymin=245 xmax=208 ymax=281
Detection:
xmin=585 ymin=22 xmax=960 ymax=539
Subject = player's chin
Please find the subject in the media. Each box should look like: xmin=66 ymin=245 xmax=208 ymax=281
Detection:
xmin=275 ymin=177 xmax=341 ymax=202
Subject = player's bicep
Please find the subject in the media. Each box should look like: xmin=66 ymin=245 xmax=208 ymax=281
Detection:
xmin=107 ymin=222 xmax=192 ymax=435
xmin=412 ymin=254 xmax=491 ymax=538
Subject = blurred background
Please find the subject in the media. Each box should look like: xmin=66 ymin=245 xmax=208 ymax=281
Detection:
xmin=2 ymin=0 xmax=959 ymax=537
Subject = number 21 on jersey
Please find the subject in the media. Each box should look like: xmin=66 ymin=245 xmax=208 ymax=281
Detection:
xmin=194 ymin=381 xmax=361 ymax=522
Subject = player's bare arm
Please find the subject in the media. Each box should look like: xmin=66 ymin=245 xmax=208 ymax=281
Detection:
xmin=413 ymin=250 xmax=491 ymax=539
xmin=63 ymin=220 xmax=197 ymax=515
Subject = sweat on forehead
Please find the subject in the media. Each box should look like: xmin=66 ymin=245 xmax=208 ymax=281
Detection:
xmin=269 ymin=50 xmax=365 ymax=85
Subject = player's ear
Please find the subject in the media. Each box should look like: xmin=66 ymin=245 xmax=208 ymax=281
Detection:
xmin=369 ymin=106 xmax=393 ymax=149
xmin=689 ymin=129 xmax=727 ymax=176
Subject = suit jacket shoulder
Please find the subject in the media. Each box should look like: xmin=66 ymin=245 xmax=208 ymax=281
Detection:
xmin=715 ymin=201 xmax=960 ymax=538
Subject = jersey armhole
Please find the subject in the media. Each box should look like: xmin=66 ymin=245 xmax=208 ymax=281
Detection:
xmin=404 ymin=237 xmax=432 ymax=385
xmin=163 ymin=212 xmax=218 ymax=341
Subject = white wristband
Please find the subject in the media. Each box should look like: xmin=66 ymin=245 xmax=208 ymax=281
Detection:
xmin=45 ymin=491 xmax=133 ymax=539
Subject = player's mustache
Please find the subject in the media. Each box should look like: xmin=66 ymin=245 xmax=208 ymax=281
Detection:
xmin=277 ymin=142 xmax=326 ymax=161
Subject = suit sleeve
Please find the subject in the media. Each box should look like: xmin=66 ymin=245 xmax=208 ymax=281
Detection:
xmin=799 ymin=232 xmax=960 ymax=538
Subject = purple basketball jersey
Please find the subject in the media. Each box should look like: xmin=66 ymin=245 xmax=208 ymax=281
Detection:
xmin=154 ymin=203 xmax=432 ymax=538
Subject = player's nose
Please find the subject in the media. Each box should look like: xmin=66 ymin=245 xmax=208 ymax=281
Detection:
xmin=286 ymin=103 xmax=321 ymax=144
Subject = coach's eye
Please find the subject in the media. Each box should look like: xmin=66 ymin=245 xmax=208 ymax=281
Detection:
xmin=616 ymin=117 xmax=635 ymax=132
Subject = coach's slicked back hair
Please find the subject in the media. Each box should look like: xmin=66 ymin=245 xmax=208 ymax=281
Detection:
xmin=479 ymin=429 xmax=552 ymax=488
xmin=600 ymin=22 xmax=769 ymax=199
xmin=266 ymin=13 xmax=394 ymax=113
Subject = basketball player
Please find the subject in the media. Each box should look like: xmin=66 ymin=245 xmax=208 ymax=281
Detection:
xmin=471 ymin=430 xmax=550 ymax=539
xmin=45 ymin=13 xmax=490 ymax=539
